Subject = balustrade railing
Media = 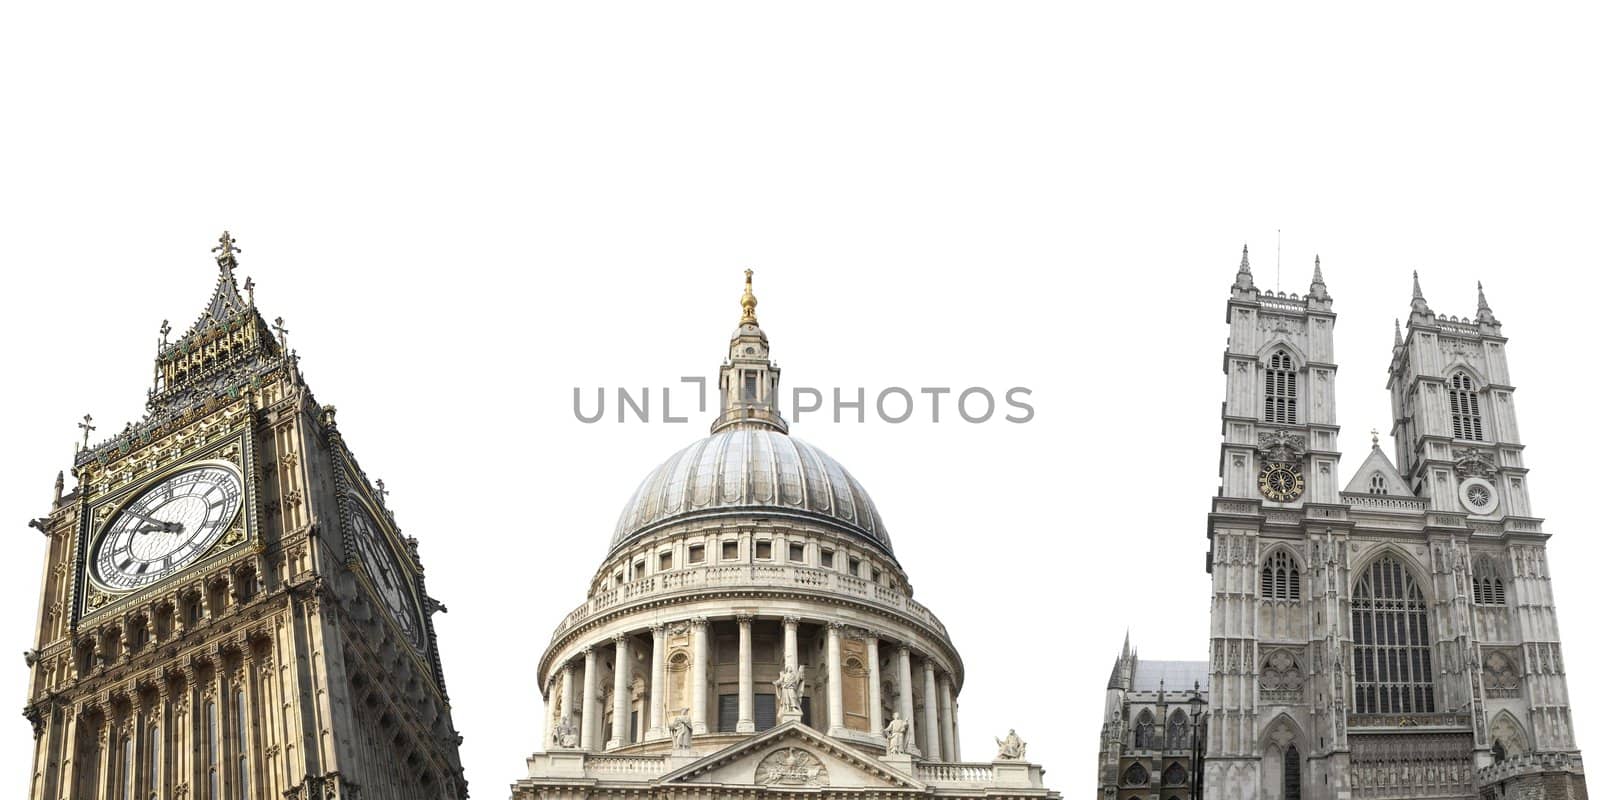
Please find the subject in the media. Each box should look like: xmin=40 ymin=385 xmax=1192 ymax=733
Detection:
xmin=916 ymin=762 xmax=995 ymax=784
xmin=551 ymin=563 xmax=950 ymax=642
xmin=584 ymin=755 xmax=670 ymax=777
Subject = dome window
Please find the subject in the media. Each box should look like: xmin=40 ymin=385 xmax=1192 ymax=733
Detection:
xmin=820 ymin=549 xmax=835 ymax=568
xmin=755 ymin=540 xmax=773 ymax=560
xmin=688 ymin=544 xmax=706 ymax=564
xmin=788 ymin=543 xmax=806 ymax=563
xmin=659 ymin=551 xmax=673 ymax=571
xmin=721 ymin=540 xmax=739 ymax=561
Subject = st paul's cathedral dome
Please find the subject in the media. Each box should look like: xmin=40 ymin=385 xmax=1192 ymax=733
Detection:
xmin=512 ymin=271 xmax=1056 ymax=800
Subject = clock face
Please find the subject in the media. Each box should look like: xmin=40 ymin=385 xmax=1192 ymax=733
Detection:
xmin=93 ymin=464 xmax=244 ymax=591
xmin=347 ymin=505 xmax=423 ymax=648
xmin=1257 ymin=461 xmax=1306 ymax=502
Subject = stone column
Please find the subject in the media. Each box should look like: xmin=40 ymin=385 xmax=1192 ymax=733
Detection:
xmin=608 ymin=634 xmax=631 ymax=749
xmin=922 ymin=659 xmax=941 ymax=760
xmin=96 ymin=714 xmax=114 ymax=798
xmin=896 ymin=645 xmax=919 ymax=756
xmin=580 ymin=647 xmax=599 ymax=750
xmin=938 ymin=673 xmax=956 ymax=761
xmin=736 ymin=615 xmax=755 ymax=733
xmin=690 ymin=618 xmax=709 ymax=734
xmin=866 ymin=634 xmax=884 ymax=739
xmin=782 ymin=616 xmax=799 ymax=670
xmin=950 ymin=698 xmax=961 ymax=761
xmin=559 ymin=661 xmax=577 ymax=745
xmin=826 ymin=622 xmax=846 ymax=735
xmin=647 ymin=625 xmax=667 ymax=740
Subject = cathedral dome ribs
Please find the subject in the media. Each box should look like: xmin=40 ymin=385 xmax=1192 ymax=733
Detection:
xmin=611 ymin=430 xmax=893 ymax=559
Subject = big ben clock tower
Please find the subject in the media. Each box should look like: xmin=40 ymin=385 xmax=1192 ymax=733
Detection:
xmin=22 ymin=234 xmax=467 ymax=800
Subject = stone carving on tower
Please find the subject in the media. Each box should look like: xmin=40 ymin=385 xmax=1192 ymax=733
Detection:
xmin=1097 ymin=250 xmax=1587 ymax=800
xmin=509 ymin=274 xmax=1058 ymax=800
xmin=20 ymin=233 xmax=468 ymax=800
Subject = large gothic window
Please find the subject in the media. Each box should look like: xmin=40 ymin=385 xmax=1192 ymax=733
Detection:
xmin=1167 ymin=710 xmax=1189 ymax=750
xmin=1283 ymin=744 xmax=1302 ymax=800
xmin=1261 ymin=550 xmax=1301 ymax=601
xmin=1473 ymin=556 xmax=1507 ymax=605
xmin=1449 ymin=372 xmax=1484 ymax=441
xmin=1265 ymin=351 xmax=1298 ymax=424
xmin=1133 ymin=710 xmax=1156 ymax=748
xmin=1352 ymin=556 xmax=1436 ymax=714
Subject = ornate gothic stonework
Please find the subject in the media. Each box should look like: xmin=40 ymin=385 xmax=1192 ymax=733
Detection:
xmin=1098 ymin=254 xmax=1587 ymax=800
xmin=509 ymin=274 xmax=1057 ymax=800
xmin=21 ymin=234 xmax=467 ymax=800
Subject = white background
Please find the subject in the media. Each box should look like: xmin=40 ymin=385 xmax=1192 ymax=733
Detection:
xmin=2 ymin=3 xmax=1597 ymax=795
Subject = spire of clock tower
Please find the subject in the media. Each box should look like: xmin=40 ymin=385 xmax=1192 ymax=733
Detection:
xmin=142 ymin=231 xmax=287 ymax=418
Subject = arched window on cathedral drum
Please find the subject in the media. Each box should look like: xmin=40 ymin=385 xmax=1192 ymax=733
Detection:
xmin=1352 ymin=556 xmax=1436 ymax=715
xmin=1265 ymin=351 xmax=1298 ymax=424
xmin=1450 ymin=372 xmax=1484 ymax=441
xmin=1261 ymin=550 xmax=1301 ymax=601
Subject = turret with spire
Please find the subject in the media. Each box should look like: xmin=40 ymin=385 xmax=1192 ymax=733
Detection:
xmin=1307 ymin=254 xmax=1331 ymax=309
xmin=78 ymin=232 xmax=293 ymax=466
xmin=1231 ymin=244 xmax=1257 ymax=297
xmin=1409 ymin=270 xmax=1434 ymax=324
xmin=712 ymin=270 xmax=788 ymax=435
xmin=1477 ymin=281 xmax=1501 ymax=331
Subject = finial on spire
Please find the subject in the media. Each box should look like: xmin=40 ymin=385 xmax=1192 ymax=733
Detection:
xmin=244 ymin=276 xmax=255 ymax=306
xmin=1393 ymin=318 xmax=1403 ymax=347
xmin=159 ymin=319 xmax=171 ymax=348
xmin=1476 ymin=281 xmax=1499 ymax=326
xmin=1371 ymin=428 xmax=1380 ymax=450
xmin=272 ymin=316 xmax=289 ymax=349
xmin=1232 ymin=244 xmax=1256 ymax=292
xmin=53 ymin=471 xmax=64 ymax=505
xmin=212 ymin=231 xmax=242 ymax=272
xmin=740 ymin=269 xmax=759 ymax=325
xmin=77 ymin=414 xmax=95 ymax=451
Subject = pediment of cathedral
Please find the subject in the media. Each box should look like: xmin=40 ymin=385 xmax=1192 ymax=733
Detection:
xmin=659 ymin=722 xmax=924 ymax=791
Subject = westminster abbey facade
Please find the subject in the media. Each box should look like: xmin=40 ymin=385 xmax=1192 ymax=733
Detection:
xmin=1097 ymin=251 xmax=1588 ymax=800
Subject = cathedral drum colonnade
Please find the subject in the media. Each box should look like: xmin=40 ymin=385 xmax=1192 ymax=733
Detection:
xmin=511 ymin=273 xmax=1057 ymax=800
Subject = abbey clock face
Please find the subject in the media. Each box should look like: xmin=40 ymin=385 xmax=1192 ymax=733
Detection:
xmin=348 ymin=504 xmax=423 ymax=648
xmin=1257 ymin=461 xmax=1305 ymax=503
xmin=92 ymin=464 xmax=243 ymax=591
